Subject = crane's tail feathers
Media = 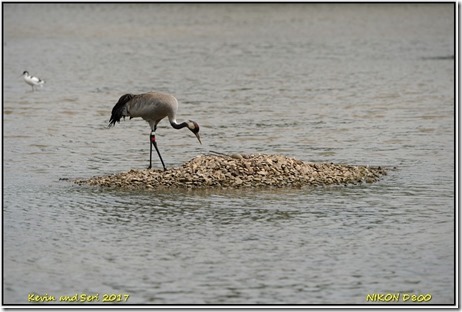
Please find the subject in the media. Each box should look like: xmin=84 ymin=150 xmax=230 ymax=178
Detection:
xmin=108 ymin=94 xmax=134 ymax=127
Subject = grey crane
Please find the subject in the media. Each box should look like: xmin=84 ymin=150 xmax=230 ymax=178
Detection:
xmin=108 ymin=92 xmax=201 ymax=170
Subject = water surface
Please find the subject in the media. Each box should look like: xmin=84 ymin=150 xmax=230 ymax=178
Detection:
xmin=3 ymin=3 xmax=454 ymax=305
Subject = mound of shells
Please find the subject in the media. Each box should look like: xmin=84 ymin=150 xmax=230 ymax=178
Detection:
xmin=74 ymin=153 xmax=387 ymax=189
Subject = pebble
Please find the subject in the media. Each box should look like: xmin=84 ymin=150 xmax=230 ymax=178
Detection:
xmin=74 ymin=153 xmax=387 ymax=190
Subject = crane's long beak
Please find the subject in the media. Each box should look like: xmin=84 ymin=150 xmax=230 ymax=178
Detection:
xmin=195 ymin=133 xmax=202 ymax=144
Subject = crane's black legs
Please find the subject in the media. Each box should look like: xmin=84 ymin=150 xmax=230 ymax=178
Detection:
xmin=149 ymin=133 xmax=153 ymax=169
xmin=149 ymin=131 xmax=167 ymax=171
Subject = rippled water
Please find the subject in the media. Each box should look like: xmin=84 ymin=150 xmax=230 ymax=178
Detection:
xmin=3 ymin=3 xmax=455 ymax=305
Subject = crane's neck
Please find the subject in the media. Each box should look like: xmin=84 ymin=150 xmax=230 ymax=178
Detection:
xmin=170 ymin=119 xmax=189 ymax=130
xmin=169 ymin=119 xmax=201 ymax=144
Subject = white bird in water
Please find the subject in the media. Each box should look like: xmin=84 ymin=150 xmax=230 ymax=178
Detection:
xmin=108 ymin=91 xmax=201 ymax=170
xmin=21 ymin=71 xmax=45 ymax=91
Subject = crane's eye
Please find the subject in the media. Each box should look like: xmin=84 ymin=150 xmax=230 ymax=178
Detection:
xmin=188 ymin=121 xmax=200 ymax=133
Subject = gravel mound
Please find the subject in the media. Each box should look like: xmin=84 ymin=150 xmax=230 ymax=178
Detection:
xmin=74 ymin=153 xmax=387 ymax=189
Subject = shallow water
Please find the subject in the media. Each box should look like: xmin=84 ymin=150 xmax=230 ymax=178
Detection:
xmin=3 ymin=3 xmax=455 ymax=305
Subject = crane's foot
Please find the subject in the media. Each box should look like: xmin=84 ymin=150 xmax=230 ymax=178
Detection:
xmin=147 ymin=164 xmax=166 ymax=171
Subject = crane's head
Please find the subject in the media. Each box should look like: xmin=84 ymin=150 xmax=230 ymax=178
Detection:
xmin=108 ymin=94 xmax=134 ymax=127
xmin=187 ymin=120 xmax=201 ymax=144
